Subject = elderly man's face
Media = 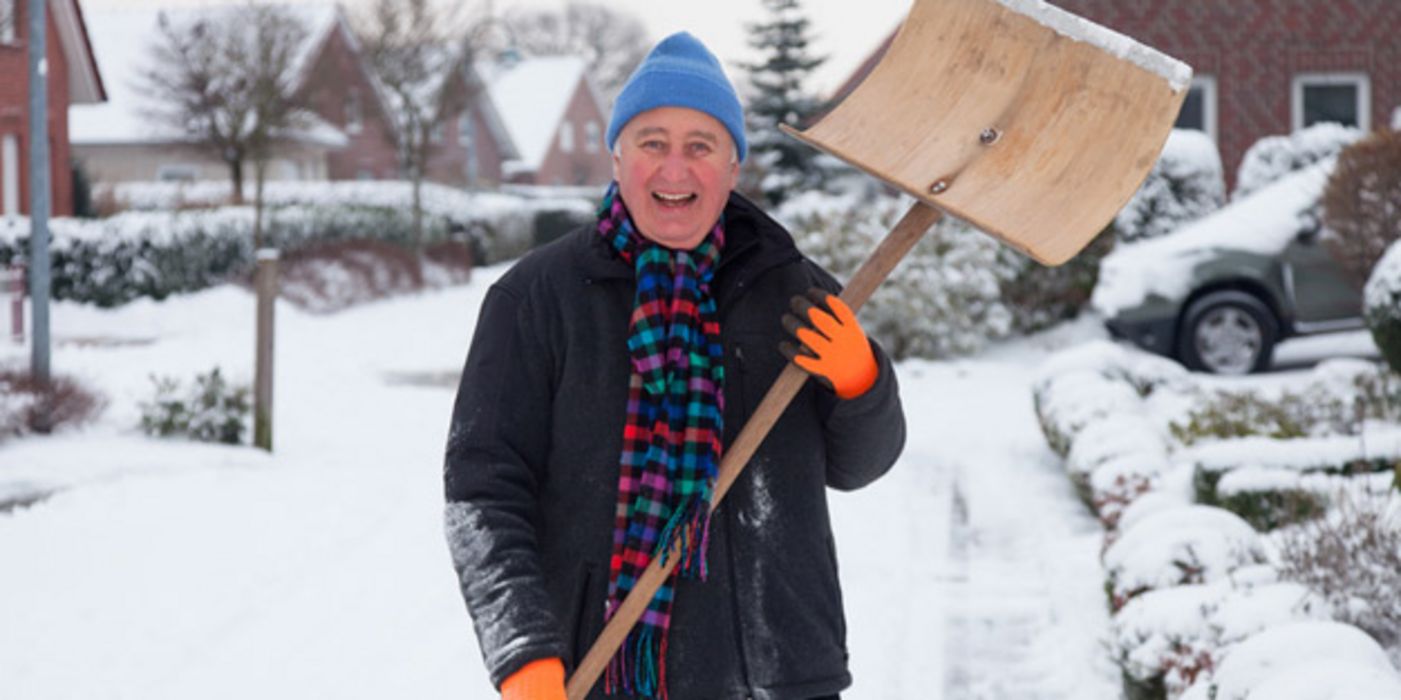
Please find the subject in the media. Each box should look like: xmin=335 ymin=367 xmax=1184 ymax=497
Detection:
xmin=613 ymin=107 xmax=740 ymax=250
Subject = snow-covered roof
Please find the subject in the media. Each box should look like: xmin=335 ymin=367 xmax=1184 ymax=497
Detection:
xmin=55 ymin=0 xmax=107 ymax=104
xmin=1092 ymin=160 xmax=1335 ymax=316
xmin=483 ymin=56 xmax=590 ymax=172
xmin=71 ymin=3 xmax=342 ymax=146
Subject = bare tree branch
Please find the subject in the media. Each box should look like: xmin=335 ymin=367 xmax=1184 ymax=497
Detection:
xmin=502 ymin=2 xmax=649 ymax=97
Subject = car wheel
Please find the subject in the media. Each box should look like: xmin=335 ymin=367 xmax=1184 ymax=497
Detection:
xmin=1178 ymin=290 xmax=1279 ymax=375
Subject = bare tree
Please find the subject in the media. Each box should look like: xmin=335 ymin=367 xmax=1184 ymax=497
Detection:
xmin=140 ymin=3 xmax=313 ymax=249
xmin=354 ymin=0 xmax=481 ymax=248
xmin=502 ymin=2 xmax=650 ymax=97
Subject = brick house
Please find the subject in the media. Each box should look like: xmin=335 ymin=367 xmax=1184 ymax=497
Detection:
xmin=484 ymin=55 xmax=613 ymax=186
xmin=0 ymin=0 xmax=106 ymax=217
xmin=834 ymin=0 xmax=1401 ymax=187
xmin=71 ymin=4 xmax=398 ymax=188
xmin=421 ymin=58 xmax=519 ymax=188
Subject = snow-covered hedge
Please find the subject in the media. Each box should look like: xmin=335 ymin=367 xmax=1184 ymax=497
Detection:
xmin=1233 ymin=123 xmax=1362 ymax=200
xmin=783 ymin=192 xmax=1018 ymax=360
xmin=0 ymin=182 xmax=594 ymax=306
xmin=1034 ymin=341 xmax=1401 ymax=698
xmin=1115 ymin=129 xmax=1226 ymax=243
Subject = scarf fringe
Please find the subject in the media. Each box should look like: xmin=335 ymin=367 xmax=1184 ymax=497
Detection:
xmin=605 ymin=624 xmax=669 ymax=700
xmin=656 ymin=496 xmax=712 ymax=580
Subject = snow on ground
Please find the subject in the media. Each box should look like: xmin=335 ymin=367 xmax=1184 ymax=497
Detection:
xmin=0 ymin=267 xmax=1117 ymax=699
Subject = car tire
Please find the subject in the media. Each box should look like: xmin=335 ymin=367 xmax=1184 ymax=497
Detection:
xmin=1177 ymin=290 xmax=1279 ymax=375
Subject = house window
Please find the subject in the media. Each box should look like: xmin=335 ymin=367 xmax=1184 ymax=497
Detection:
xmin=1293 ymin=72 xmax=1371 ymax=132
xmin=2 ymin=134 xmax=18 ymax=217
xmin=1 ymin=0 xmax=16 ymax=44
xmin=584 ymin=121 xmax=600 ymax=153
xmin=430 ymin=121 xmax=444 ymax=144
xmin=356 ymin=168 xmax=375 ymax=181
xmin=559 ymin=121 xmax=574 ymax=153
xmin=156 ymin=164 xmax=199 ymax=182
xmin=1174 ymin=75 xmax=1218 ymax=142
xmin=345 ymin=89 xmax=362 ymax=135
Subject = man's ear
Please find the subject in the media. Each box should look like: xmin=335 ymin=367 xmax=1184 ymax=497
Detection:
xmin=612 ymin=148 xmax=622 ymax=182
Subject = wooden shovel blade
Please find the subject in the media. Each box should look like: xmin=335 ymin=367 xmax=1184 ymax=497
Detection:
xmin=785 ymin=0 xmax=1191 ymax=266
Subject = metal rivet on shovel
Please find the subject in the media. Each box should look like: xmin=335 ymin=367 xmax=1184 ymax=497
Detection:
xmin=566 ymin=0 xmax=1190 ymax=695
xmin=980 ymin=128 xmax=1001 ymax=145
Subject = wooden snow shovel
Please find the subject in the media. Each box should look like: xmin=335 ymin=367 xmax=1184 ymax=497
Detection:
xmin=567 ymin=0 xmax=1190 ymax=696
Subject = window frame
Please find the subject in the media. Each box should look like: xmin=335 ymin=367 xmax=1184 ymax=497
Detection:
xmin=1292 ymin=72 xmax=1371 ymax=132
xmin=559 ymin=120 xmax=574 ymax=154
xmin=1175 ymin=74 xmax=1218 ymax=143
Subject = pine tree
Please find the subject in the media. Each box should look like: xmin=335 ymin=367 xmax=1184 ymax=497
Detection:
xmin=739 ymin=0 xmax=827 ymax=206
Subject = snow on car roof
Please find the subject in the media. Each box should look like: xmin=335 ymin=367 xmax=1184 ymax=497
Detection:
xmin=1091 ymin=159 xmax=1334 ymax=317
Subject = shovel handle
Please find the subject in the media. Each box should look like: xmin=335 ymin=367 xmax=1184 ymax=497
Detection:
xmin=566 ymin=201 xmax=943 ymax=700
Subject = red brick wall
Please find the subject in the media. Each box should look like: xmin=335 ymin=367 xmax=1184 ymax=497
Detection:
xmin=534 ymin=78 xmax=612 ymax=186
xmin=1047 ymin=0 xmax=1401 ymax=187
xmin=299 ymin=24 xmax=399 ymax=180
xmin=0 ymin=6 xmax=76 ymax=216
xmin=425 ymin=75 xmax=508 ymax=186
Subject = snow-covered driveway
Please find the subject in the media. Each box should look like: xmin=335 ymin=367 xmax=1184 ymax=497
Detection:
xmin=0 ymin=271 xmax=1118 ymax=699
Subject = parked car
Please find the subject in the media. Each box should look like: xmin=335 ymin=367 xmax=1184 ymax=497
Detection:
xmin=1094 ymin=163 xmax=1363 ymax=375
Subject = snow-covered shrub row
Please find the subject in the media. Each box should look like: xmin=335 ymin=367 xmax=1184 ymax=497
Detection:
xmin=1179 ymin=621 xmax=1401 ymax=700
xmin=276 ymin=239 xmax=473 ymax=314
xmin=781 ymin=192 xmax=1018 ymax=360
xmin=1113 ymin=565 xmax=1327 ymax=698
xmin=1034 ymin=341 xmax=1401 ymax=698
xmin=98 ymin=179 xmax=596 ymax=265
xmin=1233 ymin=123 xmax=1362 ymax=200
xmin=1114 ymin=129 xmax=1226 ymax=243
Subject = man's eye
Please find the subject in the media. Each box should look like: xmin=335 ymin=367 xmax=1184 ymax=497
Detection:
xmin=687 ymin=142 xmax=712 ymax=156
xmin=641 ymin=140 xmax=665 ymax=151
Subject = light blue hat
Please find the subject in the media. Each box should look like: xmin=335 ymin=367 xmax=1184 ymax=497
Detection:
xmin=606 ymin=32 xmax=748 ymax=162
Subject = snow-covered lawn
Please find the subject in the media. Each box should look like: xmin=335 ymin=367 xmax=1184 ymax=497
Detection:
xmin=1 ymin=267 xmax=1118 ymax=698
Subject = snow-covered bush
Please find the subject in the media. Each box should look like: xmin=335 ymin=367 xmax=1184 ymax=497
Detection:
xmin=276 ymin=239 xmax=472 ymax=313
xmin=998 ymin=228 xmax=1115 ymax=333
xmin=0 ymin=368 xmax=104 ymax=443
xmin=1323 ymin=128 xmax=1401 ymax=287
xmin=786 ymin=193 xmax=1017 ymax=360
xmin=1364 ymin=239 xmax=1401 ymax=375
xmin=1114 ymin=129 xmax=1226 ymax=243
xmin=1103 ymin=506 xmax=1269 ymax=611
xmin=1179 ymin=621 xmax=1401 ymax=700
xmin=139 ymin=368 xmax=250 ymax=445
xmin=1233 ymin=123 xmax=1362 ymax=200
xmin=1275 ymin=489 xmax=1401 ymax=661
xmin=1112 ymin=565 xmax=1325 ymax=699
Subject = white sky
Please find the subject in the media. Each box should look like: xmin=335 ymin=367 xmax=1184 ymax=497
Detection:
xmin=81 ymin=0 xmax=914 ymax=97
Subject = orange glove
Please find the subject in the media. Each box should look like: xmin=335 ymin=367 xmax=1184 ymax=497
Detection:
xmin=501 ymin=658 xmax=566 ymax=700
xmin=781 ymin=289 xmax=879 ymax=400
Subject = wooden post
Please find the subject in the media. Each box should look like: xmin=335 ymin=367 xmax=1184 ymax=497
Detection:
xmin=254 ymin=249 xmax=278 ymax=451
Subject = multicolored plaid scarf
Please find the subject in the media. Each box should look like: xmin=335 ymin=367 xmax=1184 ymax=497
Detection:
xmin=596 ymin=183 xmax=726 ymax=700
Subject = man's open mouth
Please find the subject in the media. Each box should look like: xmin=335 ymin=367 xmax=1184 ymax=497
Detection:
xmin=653 ymin=191 xmax=698 ymax=208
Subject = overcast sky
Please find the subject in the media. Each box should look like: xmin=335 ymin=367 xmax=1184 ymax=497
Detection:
xmin=505 ymin=0 xmax=912 ymax=95
xmin=84 ymin=0 xmax=913 ymax=97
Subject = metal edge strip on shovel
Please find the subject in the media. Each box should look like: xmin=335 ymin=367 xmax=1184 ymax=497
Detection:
xmin=568 ymin=0 xmax=1191 ymax=696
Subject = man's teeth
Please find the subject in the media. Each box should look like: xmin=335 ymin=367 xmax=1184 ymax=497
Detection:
xmin=653 ymin=192 xmax=695 ymax=202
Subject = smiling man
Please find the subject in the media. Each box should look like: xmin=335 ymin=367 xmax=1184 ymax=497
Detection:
xmin=444 ymin=32 xmax=906 ymax=700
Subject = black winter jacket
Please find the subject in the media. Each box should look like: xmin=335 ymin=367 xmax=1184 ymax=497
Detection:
xmin=444 ymin=193 xmax=906 ymax=700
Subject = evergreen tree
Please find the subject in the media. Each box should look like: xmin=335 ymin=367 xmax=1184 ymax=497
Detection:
xmin=739 ymin=0 xmax=827 ymax=206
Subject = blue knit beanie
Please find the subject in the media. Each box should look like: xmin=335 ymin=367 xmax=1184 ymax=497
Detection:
xmin=606 ymin=32 xmax=747 ymax=162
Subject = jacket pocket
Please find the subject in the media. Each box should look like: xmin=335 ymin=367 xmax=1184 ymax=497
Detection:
xmin=571 ymin=562 xmax=603 ymax=670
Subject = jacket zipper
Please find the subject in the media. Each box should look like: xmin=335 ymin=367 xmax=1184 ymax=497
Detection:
xmin=724 ymin=343 xmax=754 ymax=697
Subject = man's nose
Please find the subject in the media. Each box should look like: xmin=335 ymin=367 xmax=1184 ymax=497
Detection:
xmin=657 ymin=150 xmax=690 ymax=179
